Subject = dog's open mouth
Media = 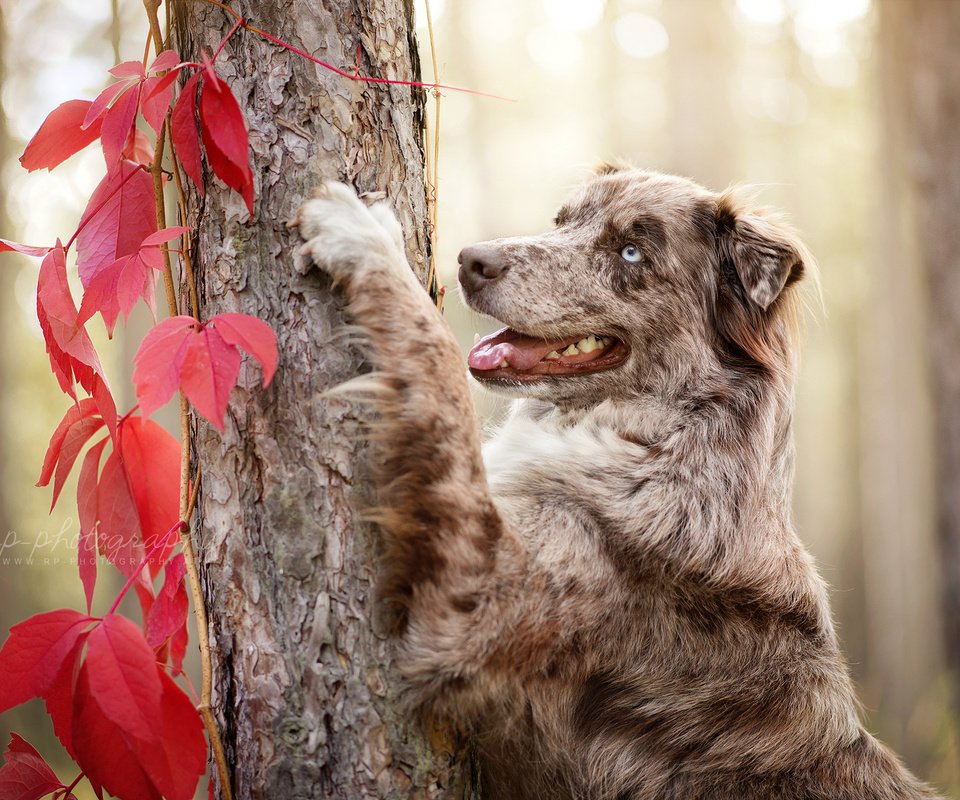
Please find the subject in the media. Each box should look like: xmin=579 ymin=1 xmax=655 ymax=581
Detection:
xmin=467 ymin=327 xmax=628 ymax=381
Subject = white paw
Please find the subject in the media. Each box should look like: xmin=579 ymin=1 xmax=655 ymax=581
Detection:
xmin=294 ymin=182 xmax=406 ymax=284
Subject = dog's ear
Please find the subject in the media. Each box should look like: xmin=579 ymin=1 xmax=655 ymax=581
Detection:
xmin=593 ymin=159 xmax=632 ymax=176
xmin=716 ymin=193 xmax=805 ymax=310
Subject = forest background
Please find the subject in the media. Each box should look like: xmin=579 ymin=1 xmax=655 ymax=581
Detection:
xmin=0 ymin=0 xmax=956 ymax=795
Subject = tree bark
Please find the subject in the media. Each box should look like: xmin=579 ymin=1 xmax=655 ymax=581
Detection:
xmin=173 ymin=2 xmax=479 ymax=797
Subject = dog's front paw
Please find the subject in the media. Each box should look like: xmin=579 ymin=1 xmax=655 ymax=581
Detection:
xmin=293 ymin=182 xmax=406 ymax=284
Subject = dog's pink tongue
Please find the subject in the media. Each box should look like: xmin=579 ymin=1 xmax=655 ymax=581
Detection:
xmin=468 ymin=331 xmax=557 ymax=371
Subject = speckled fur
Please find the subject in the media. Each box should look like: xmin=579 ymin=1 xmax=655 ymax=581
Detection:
xmin=296 ymin=171 xmax=942 ymax=800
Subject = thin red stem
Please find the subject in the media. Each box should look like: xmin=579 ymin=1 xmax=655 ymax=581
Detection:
xmin=160 ymin=660 xmax=201 ymax=703
xmin=250 ymin=26 xmax=512 ymax=100
xmin=118 ymin=404 xmax=140 ymax=427
xmin=55 ymin=772 xmax=85 ymax=800
xmin=106 ymin=519 xmax=184 ymax=616
xmin=65 ymin=164 xmax=149 ymax=252
xmin=212 ymin=16 xmax=244 ymax=61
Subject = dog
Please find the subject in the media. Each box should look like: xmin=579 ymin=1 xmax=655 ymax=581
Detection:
xmin=295 ymin=166 xmax=943 ymax=799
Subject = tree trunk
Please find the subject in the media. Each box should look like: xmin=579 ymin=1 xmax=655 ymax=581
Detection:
xmin=172 ymin=2 xmax=479 ymax=797
xmin=876 ymin=0 xmax=960 ymax=724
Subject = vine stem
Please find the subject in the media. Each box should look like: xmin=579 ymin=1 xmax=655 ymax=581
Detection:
xmin=198 ymin=0 xmax=512 ymax=100
xmin=144 ymin=2 xmax=232 ymax=797
xmin=422 ymin=0 xmax=442 ymax=307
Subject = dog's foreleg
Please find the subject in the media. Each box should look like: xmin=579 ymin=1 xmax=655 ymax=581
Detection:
xmin=296 ymin=184 xmax=525 ymax=712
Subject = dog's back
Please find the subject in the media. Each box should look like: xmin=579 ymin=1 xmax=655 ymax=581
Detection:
xmin=296 ymin=170 xmax=943 ymax=799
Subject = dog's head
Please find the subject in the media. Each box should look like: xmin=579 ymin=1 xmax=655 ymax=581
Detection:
xmin=459 ymin=166 xmax=811 ymax=406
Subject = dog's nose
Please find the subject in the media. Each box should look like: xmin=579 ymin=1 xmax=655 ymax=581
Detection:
xmin=458 ymin=244 xmax=510 ymax=293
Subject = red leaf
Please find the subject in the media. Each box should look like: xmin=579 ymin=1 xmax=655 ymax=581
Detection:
xmin=0 ymin=734 xmax=64 ymax=800
xmin=42 ymin=634 xmax=88 ymax=764
xmin=133 ymin=315 xmax=275 ymax=429
xmin=75 ymin=161 xmax=156 ymax=288
xmin=212 ymin=313 xmax=278 ymax=386
xmin=122 ymin=127 xmax=155 ymax=166
xmin=180 ymin=326 xmax=241 ymax=431
xmin=37 ymin=400 xmax=110 ymax=516
xmin=119 ymin=416 xmax=180 ymax=572
xmin=110 ymin=60 xmax=145 ymax=79
xmin=169 ymin=620 xmax=189 ymax=676
xmin=137 ymin=670 xmax=206 ymax=800
xmin=73 ymin=666 xmax=162 ymax=800
xmin=19 ymin=100 xmax=104 ymax=172
xmin=0 ymin=240 xmax=50 ymax=258
xmin=92 ymin=375 xmax=118 ymax=440
xmin=83 ymin=79 xmax=134 ymax=130
xmin=84 ymin=615 xmax=162 ymax=742
xmin=0 ymin=610 xmax=93 ymax=714
xmin=37 ymin=398 xmax=99 ymax=492
xmin=132 ymin=316 xmax=195 ymax=416
xmin=95 ymin=448 xmax=144 ymax=577
xmin=77 ymin=438 xmax=109 ymax=614
xmin=100 ymin=84 xmax=140 ymax=169
xmin=199 ymin=72 xmax=254 ymax=215
xmin=171 ymin=73 xmax=204 ymax=195
xmin=77 ymin=228 xmax=184 ymax=336
xmin=141 ymin=76 xmax=172 ymax=135
xmin=148 ymin=50 xmax=181 ymax=74
xmin=146 ymin=554 xmax=188 ymax=651
xmin=37 ymin=244 xmax=103 ymax=400
xmin=145 ymin=66 xmax=185 ymax=105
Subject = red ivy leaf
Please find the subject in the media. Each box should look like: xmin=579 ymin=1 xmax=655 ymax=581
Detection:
xmin=19 ymin=100 xmax=104 ymax=172
xmin=42 ymin=635 xmax=88 ymax=767
xmin=83 ymin=79 xmax=134 ymax=131
xmin=37 ymin=243 xmax=103 ymax=401
xmin=119 ymin=416 xmax=181 ymax=570
xmin=83 ymin=615 xmax=162 ymax=742
xmin=0 ymin=240 xmax=50 ymax=258
xmin=80 ymin=414 xmax=178 ymax=580
xmin=73 ymin=666 xmax=162 ymax=800
xmin=109 ymin=60 xmax=146 ymax=79
xmin=77 ymin=438 xmax=108 ymax=614
xmin=100 ymin=85 xmax=140 ymax=168
xmin=171 ymin=73 xmax=204 ymax=195
xmin=133 ymin=314 xmax=277 ymax=429
xmin=0 ymin=734 xmax=65 ymax=800
xmin=75 ymin=161 xmax=157 ymax=289
xmin=138 ymin=670 xmax=206 ymax=800
xmin=212 ymin=313 xmax=279 ymax=386
xmin=73 ymin=618 xmax=204 ymax=800
xmin=122 ymin=127 xmax=155 ymax=167
xmin=0 ymin=610 xmax=93 ymax=715
xmin=141 ymin=76 xmax=172 ymax=135
xmin=199 ymin=71 xmax=254 ymax=215
xmin=146 ymin=554 xmax=188 ymax=653
xmin=179 ymin=324 xmax=242 ymax=430
xmin=148 ymin=50 xmax=181 ymax=74
xmin=78 ymin=226 xmax=187 ymax=336
xmin=132 ymin=315 xmax=195 ymax=417
xmin=36 ymin=398 xmax=105 ymax=510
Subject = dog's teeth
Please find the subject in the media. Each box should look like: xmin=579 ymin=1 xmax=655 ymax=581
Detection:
xmin=579 ymin=335 xmax=601 ymax=353
xmin=563 ymin=344 xmax=579 ymax=356
xmin=499 ymin=359 xmax=509 ymax=368
xmin=546 ymin=350 xmax=560 ymax=360
xmin=474 ymin=333 xmax=481 ymax=344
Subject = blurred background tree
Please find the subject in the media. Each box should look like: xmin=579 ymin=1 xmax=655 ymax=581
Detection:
xmin=0 ymin=0 xmax=957 ymax=795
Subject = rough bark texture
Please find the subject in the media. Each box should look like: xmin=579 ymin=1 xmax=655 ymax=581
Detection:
xmin=173 ymin=2 xmax=479 ymax=797
xmin=877 ymin=0 xmax=960 ymax=718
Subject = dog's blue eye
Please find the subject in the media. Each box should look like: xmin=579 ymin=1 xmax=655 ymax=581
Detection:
xmin=620 ymin=244 xmax=642 ymax=263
